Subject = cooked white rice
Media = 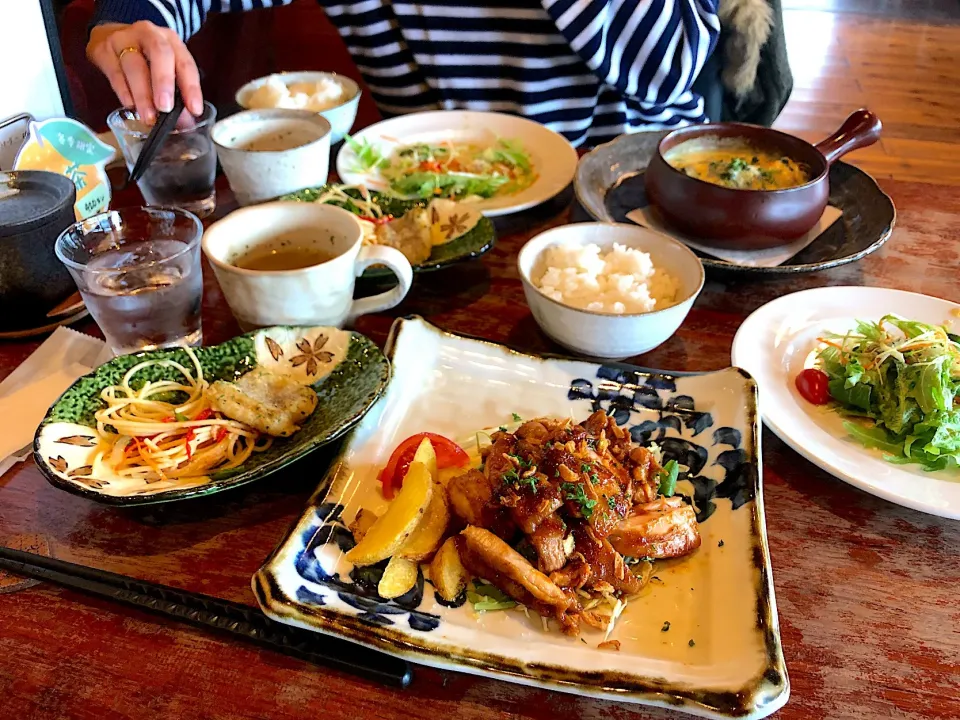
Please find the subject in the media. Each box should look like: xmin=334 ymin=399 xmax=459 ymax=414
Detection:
xmin=245 ymin=76 xmax=348 ymax=113
xmin=534 ymin=242 xmax=680 ymax=314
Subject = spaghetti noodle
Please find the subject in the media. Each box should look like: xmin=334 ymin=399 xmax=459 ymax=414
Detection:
xmin=91 ymin=347 xmax=270 ymax=482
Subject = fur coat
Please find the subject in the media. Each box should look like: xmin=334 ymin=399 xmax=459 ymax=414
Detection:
xmin=717 ymin=0 xmax=793 ymax=126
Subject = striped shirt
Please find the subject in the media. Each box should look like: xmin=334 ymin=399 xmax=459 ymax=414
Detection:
xmin=93 ymin=0 xmax=720 ymax=147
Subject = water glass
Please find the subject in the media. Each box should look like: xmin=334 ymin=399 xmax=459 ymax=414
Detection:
xmin=55 ymin=207 xmax=204 ymax=355
xmin=107 ymin=103 xmax=218 ymax=218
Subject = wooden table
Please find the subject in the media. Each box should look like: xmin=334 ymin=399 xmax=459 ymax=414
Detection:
xmin=1 ymin=174 xmax=958 ymax=720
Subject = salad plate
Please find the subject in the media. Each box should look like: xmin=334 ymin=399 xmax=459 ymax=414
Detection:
xmin=731 ymin=286 xmax=960 ymax=518
xmin=576 ymin=131 xmax=895 ymax=275
xmin=336 ymin=111 xmax=578 ymax=217
xmin=282 ymin=184 xmax=496 ymax=277
xmin=33 ymin=327 xmax=390 ymax=505
xmin=255 ymin=316 xmax=788 ymax=719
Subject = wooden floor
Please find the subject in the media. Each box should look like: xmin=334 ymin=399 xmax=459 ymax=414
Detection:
xmin=775 ymin=2 xmax=960 ymax=185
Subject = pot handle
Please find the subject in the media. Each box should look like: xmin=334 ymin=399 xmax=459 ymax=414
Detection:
xmin=814 ymin=109 xmax=882 ymax=166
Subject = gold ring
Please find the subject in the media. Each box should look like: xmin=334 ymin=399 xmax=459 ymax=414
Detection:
xmin=117 ymin=46 xmax=141 ymax=61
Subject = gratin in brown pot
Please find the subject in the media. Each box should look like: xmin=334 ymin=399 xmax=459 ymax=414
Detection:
xmin=644 ymin=109 xmax=882 ymax=250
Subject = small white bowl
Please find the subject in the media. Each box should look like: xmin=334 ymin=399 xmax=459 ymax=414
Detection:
xmin=518 ymin=223 xmax=705 ymax=359
xmin=236 ymin=71 xmax=361 ymax=145
xmin=212 ymin=109 xmax=331 ymax=206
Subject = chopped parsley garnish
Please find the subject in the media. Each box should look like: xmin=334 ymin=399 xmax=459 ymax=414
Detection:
xmin=503 ymin=467 xmax=537 ymax=494
xmin=511 ymin=413 xmax=522 ymax=422
xmin=590 ymin=472 xmax=599 ymax=484
xmin=718 ymin=539 xmax=725 ymax=548
xmin=561 ymin=482 xmax=597 ymax=519
xmin=580 ymin=463 xmax=591 ymax=473
xmin=721 ymin=157 xmax=750 ymax=180
xmin=658 ymin=460 xmax=679 ymax=497
xmin=606 ymin=496 xmax=618 ymax=510
xmin=498 ymin=426 xmax=507 ymax=432
xmin=661 ymin=621 xmax=671 ymax=632
xmin=509 ymin=454 xmax=532 ymax=469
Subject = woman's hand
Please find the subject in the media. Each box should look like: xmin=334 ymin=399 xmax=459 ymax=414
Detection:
xmin=87 ymin=21 xmax=205 ymax=124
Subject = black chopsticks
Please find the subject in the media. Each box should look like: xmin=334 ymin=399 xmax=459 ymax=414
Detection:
xmin=123 ymin=89 xmax=187 ymax=189
xmin=0 ymin=547 xmax=412 ymax=688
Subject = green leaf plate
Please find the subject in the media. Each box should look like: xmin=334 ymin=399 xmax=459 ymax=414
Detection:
xmin=281 ymin=185 xmax=497 ymax=278
xmin=32 ymin=326 xmax=390 ymax=506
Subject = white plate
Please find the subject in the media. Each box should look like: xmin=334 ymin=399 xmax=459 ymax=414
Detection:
xmin=335 ymin=111 xmax=578 ymax=217
xmin=255 ymin=316 xmax=788 ymax=719
xmin=731 ymin=286 xmax=960 ymax=519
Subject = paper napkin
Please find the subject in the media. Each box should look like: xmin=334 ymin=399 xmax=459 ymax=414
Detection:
xmin=0 ymin=328 xmax=112 ymax=477
xmin=626 ymin=205 xmax=843 ymax=268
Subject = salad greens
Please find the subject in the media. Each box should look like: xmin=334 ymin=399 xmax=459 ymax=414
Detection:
xmin=817 ymin=315 xmax=960 ymax=471
xmin=344 ymin=133 xmax=387 ymax=173
xmin=346 ymin=136 xmax=537 ymax=201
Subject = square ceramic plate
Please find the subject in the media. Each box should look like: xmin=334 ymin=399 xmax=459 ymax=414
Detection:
xmin=254 ymin=317 xmax=788 ymax=718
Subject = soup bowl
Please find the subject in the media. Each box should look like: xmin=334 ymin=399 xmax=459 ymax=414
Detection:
xmin=644 ymin=108 xmax=881 ymax=250
xmin=212 ymin=109 xmax=332 ymax=206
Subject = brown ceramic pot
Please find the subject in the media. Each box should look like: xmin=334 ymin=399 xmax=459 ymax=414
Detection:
xmin=644 ymin=109 xmax=882 ymax=250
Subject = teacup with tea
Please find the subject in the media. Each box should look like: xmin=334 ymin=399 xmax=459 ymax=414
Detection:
xmin=202 ymin=202 xmax=412 ymax=330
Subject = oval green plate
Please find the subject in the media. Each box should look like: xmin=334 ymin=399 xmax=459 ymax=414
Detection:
xmin=281 ymin=185 xmax=497 ymax=278
xmin=33 ymin=327 xmax=390 ymax=506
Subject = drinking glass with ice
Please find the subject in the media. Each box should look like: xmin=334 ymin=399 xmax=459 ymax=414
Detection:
xmin=55 ymin=207 xmax=204 ymax=355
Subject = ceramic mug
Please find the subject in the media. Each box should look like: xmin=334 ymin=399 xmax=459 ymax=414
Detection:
xmin=202 ymin=202 xmax=412 ymax=330
xmin=211 ymin=109 xmax=331 ymax=206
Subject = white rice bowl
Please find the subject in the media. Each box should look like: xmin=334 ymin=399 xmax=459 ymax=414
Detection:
xmin=534 ymin=242 xmax=680 ymax=315
xmin=244 ymin=75 xmax=350 ymax=113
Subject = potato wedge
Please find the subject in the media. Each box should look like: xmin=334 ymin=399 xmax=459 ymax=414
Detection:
xmin=348 ymin=509 xmax=379 ymax=544
xmin=378 ymin=556 xmax=419 ymax=599
xmin=430 ymin=536 xmax=468 ymax=602
xmin=346 ymin=462 xmax=434 ymax=566
xmin=412 ymin=437 xmax=437 ymax=482
xmin=398 ymin=481 xmax=450 ymax=562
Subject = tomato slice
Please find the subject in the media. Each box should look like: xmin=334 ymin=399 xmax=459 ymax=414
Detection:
xmin=379 ymin=432 xmax=469 ymax=498
xmin=795 ymin=368 xmax=831 ymax=405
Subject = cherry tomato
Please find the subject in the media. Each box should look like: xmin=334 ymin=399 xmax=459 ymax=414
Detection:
xmin=379 ymin=432 xmax=469 ymax=498
xmin=795 ymin=368 xmax=831 ymax=405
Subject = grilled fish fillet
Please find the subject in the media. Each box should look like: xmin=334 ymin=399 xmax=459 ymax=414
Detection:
xmin=208 ymin=367 xmax=318 ymax=437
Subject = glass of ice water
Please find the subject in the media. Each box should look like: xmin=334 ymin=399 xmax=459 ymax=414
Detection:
xmin=55 ymin=207 xmax=204 ymax=355
xmin=108 ymin=103 xmax=218 ymax=218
